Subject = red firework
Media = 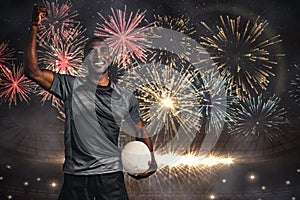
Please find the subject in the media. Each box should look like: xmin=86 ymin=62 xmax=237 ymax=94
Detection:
xmin=39 ymin=24 xmax=87 ymax=75
xmin=0 ymin=41 xmax=15 ymax=71
xmin=39 ymin=0 xmax=79 ymax=41
xmin=37 ymin=87 xmax=63 ymax=110
xmin=37 ymin=24 xmax=87 ymax=107
xmin=94 ymin=6 xmax=151 ymax=67
xmin=37 ymin=88 xmax=65 ymax=120
xmin=0 ymin=64 xmax=35 ymax=106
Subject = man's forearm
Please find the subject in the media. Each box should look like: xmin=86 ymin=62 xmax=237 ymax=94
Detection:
xmin=23 ymin=5 xmax=54 ymax=90
xmin=136 ymin=135 xmax=154 ymax=152
xmin=135 ymin=120 xmax=154 ymax=151
xmin=24 ymin=25 xmax=39 ymax=78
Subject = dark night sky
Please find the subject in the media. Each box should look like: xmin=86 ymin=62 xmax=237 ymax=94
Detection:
xmin=0 ymin=0 xmax=300 ymax=165
xmin=0 ymin=0 xmax=299 ymax=162
xmin=0 ymin=0 xmax=300 ymax=199
xmin=1 ymin=0 xmax=300 ymax=94
xmin=0 ymin=0 xmax=299 ymax=120
xmin=1 ymin=0 xmax=300 ymax=59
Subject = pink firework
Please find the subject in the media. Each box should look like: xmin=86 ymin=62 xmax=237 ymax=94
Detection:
xmin=35 ymin=77 xmax=64 ymax=118
xmin=37 ymin=87 xmax=62 ymax=109
xmin=39 ymin=24 xmax=87 ymax=75
xmin=94 ymin=6 xmax=151 ymax=67
xmin=39 ymin=0 xmax=79 ymax=41
xmin=37 ymin=87 xmax=66 ymax=121
xmin=38 ymin=24 xmax=87 ymax=107
xmin=0 ymin=64 xmax=35 ymax=106
xmin=36 ymin=87 xmax=65 ymax=120
xmin=0 ymin=41 xmax=15 ymax=71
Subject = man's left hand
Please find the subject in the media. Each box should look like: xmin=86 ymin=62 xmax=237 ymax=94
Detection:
xmin=129 ymin=160 xmax=157 ymax=180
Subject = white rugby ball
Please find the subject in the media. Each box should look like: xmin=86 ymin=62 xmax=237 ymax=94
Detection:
xmin=121 ymin=141 xmax=151 ymax=175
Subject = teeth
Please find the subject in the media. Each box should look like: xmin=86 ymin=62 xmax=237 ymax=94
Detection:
xmin=95 ymin=61 xmax=104 ymax=65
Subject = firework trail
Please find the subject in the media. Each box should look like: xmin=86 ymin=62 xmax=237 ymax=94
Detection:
xmin=0 ymin=41 xmax=15 ymax=71
xmin=94 ymin=6 xmax=151 ymax=68
xmin=0 ymin=64 xmax=35 ymax=106
xmin=229 ymin=94 xmax=286 ymax=141
xmin=155 ymin=153 xmax=233 ymax=186
xmin=38 ymin=0 xmax=79 ymax=41
xmin=125 ymin=153 xmax=233 ymax=194
xmin=200 ymin=15 xmax=283 ymax=98
xmin=289 ymin=64 xmax=300 ymax=106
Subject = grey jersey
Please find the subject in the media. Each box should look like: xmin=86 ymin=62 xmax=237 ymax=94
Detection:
xmin=49 ymin=73 xmax=142 ymax=175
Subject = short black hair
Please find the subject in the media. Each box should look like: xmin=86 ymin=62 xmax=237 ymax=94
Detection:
xmin=83 ymin=36 xmax=106 ymax=58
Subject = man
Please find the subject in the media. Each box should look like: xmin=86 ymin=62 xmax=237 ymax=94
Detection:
xmin=24 ymin=5 xmax=157 ymax=200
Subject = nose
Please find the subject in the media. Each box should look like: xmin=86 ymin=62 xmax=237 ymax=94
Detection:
xmin=95 ymin=49 xmax=109 ymax=60
xmin=90 ymin=52 xmax=102 ymax=62
xmin=95 ymin=49 xmax=102 ymax=59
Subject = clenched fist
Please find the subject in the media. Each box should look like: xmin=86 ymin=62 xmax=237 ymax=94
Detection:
xmin=31 ymin=5 xmax=47 ymax=26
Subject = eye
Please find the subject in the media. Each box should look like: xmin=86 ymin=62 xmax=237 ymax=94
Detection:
xmin=101 ymin=48 xmax=108 ymax=54
xmin=87 ymin=48 xmax=97 ymax=56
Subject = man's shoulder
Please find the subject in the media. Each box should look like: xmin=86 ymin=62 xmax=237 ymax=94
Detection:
xmin=54 ymin=74 xmax=90 ymax=92
xmin=54 ymin=73 xmax=77 ymax=81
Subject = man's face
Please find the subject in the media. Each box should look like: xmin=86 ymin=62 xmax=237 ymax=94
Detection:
xmin=83 ymin=40 xmax=112 ymax=74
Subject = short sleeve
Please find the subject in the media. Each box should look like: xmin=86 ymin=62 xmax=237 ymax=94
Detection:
xmin=129 ymin=95 xmax=142 ymax=124
xmin=49 ymin=73 xmax=75 ymax=101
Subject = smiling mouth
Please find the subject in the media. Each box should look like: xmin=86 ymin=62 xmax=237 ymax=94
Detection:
xmin=94 ymin=61 xmax=105 ymax=66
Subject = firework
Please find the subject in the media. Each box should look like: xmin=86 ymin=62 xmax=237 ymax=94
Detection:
xmin=154 ymin=15 xmax=196 ymax=36
xmin=37 ymin=87 xmax=62 ymax=107
xmin=200 ymin=16 xmax=283 ymax=98
xmin=39 ymin=0 xmax=79 ymax=41
xmin=289 ymin=64 xmax=300 ymax=105
xmin=0 ymin=64 xmax=35 ymax=106
xmin=37 ymin=24 xmax=87 ymax=115
xmin=229 ymin=94 xmax=286 ymax=141
xmin=119 ymin=63 xmax=202 ymax=155
xmin=39 ymin=24 xmax=87 ymax=75
xmin=198 ymin=69 xmax=237 ymax=134
xmin=36 ymin=87 xmax=66 ymax=121
xmin=94 ymin=6 xmax=151 ymax=68
xmin=151 ymin=15 xmax=205 ymax=64
xmin=0 ymin=41 xmax=15 ymax=71
xmin=118 ymin=25 xmax=228 ymax=157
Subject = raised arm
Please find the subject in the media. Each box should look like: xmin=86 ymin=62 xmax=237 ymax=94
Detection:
xmin=24 ymin=5 xmax=54 ymax=90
